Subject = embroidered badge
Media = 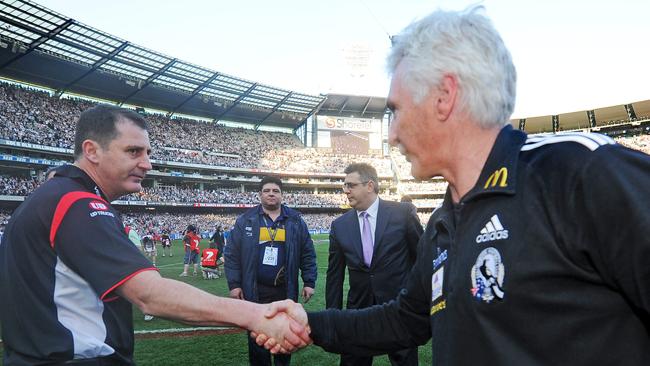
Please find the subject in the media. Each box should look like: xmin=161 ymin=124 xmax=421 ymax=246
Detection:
xmin=432 ymin=249 xmax=447 ymax=269
xmin=470 ymin=247 xmax=505 ymax=303
xmin=89 ymin=201 xmax=108 ymax=211
xmin=484 ymin=167 xmax=508 ymax=189
xmin=430 ymin=300 xmax=446 ymax=315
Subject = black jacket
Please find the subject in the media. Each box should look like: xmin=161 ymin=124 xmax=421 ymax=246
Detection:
xmin=308 ymin=126 xmax=650 ymax=365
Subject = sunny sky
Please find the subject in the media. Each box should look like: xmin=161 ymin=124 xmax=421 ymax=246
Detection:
xmin=36 ymin=0 xmax=650 ymax=119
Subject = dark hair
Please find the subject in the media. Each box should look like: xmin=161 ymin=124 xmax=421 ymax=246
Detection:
xmin=259 ymin=176 xmax=283 ymax=192
xmin=400 ymin=195 xmax=413 ymax=203
xmin=186 ymin=224 xmax=196 ymax=233
xmin=344 ymin=163 xmax=379 ymax=193
xmin=74 ymin=105 xmax=148 ymax=159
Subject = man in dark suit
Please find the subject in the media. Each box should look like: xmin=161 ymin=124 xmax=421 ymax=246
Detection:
xmin=326 ymin=163 xmax=423 ymax=366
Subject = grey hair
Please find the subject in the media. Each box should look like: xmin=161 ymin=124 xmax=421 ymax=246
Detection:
xmin=387 ymin=6 xmax=516 ymax=128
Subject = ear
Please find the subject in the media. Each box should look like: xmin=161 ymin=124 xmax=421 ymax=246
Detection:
xmin=435 ymin=74 xmax=458 ymax=122
xmin=367 ymin=180 xmax=376 ymax=193
xmin=81 ymin=139 xmax=101 ymax=164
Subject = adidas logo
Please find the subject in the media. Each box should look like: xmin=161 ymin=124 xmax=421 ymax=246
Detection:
xmin=475 ymin=214 xmax=509 ymax=243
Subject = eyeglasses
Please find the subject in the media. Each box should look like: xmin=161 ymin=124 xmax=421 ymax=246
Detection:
xmin=342 ymin=181 xmax=369 ymax=190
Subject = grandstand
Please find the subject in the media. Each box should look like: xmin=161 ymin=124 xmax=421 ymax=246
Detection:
xmin=1 ymin=0 xmax=649 ymax=239
xmin=0 ymin=0 xmax=435 ymax=236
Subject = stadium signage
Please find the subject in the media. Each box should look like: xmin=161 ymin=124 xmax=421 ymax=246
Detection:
xmin=0 ymin=195 xmax=25 ymax=202
xmin=0 ymin=139 xmax=73 ymax=154
xmin=0 ymin=154 xmax=67 ymax=166
xmin=317 ymin=116 xmax=379 ymax=132
xmin=192 ymin=203 xmax=254 ymax=208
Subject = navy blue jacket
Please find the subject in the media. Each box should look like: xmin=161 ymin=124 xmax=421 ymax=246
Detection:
xmin=224 ymin=204 xmax=317 ymax=302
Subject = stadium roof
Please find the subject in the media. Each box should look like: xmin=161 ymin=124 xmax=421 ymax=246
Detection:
xmin=510 ymin=99 xmax=650 ymax=134
xmin=315 ymin=93 xmax=388 ymax=120
xmin=0 ymin=0 xmax=337 ymax=130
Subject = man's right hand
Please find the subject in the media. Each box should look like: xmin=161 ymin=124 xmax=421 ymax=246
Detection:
xmin=253 ymin=300 xmax=311 ymax=353
xmin=229 ymin=288 xmax=243 ymax=300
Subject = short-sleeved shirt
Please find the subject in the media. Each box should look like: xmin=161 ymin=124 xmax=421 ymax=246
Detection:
xmin=0 ymin=164 xmax=156 ymax=365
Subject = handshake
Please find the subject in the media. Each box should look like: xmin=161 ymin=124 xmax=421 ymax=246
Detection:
xmin=249 ymin=300 xmax=313 ymax=354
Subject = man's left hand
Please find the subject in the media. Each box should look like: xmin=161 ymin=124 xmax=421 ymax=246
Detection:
xmin=301 ymin=286 xmax=314 ymax=303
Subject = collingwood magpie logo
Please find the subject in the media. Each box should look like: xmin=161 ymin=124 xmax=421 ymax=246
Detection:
xmin=475 ymin=214 xmax=509 ymax=243
xmin=471 ymin=247 xmax=505 ymax=303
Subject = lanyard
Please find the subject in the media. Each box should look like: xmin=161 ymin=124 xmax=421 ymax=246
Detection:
xmin=262 ymin=215 xmax=279 ymax=247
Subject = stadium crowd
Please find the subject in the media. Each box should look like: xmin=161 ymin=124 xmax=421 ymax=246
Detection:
xmin=390 ymin=147 xmax=414 ymax=179
xmin=617 ymin=134 xmax=650 ymax=155
xmin=399 ymin=181 xmax=448 ymax=193
xmin=124 ymin=187 xmax=349 ymax=206
xmin=412 ymin=198 xmax=444 ymax=208
xmin=0 ymin=83 xmax=92 ymax=148
xmin=122 ymin=212 xmax=339 ymax=237
xmin=0 ymin=175 xmax=40 ymax=196
xmin=0 ymin=209 xmax=9 ymax=226
xmin=0 ymin=82 xmax=391 ymax=174
xmin=0 ymin=174 xmax=402 ymax=208
xmin=4 ymin=81 xmax=648 ymax=240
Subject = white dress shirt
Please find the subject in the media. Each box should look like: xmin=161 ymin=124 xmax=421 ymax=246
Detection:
xmin=356 ymin=196 xmax=379 ymax=244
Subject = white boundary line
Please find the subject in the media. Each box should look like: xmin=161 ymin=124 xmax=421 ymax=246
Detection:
xmin=154 ymin=261 xmax=185 ymax=269
xmin=0 ymin=327 xmax=239 ymax=345
xmin=134 ymin=326 xmax=236 ymax=335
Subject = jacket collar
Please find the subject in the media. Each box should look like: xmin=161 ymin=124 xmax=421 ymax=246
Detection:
xmin=56 ymin=164 xmax=109 ymax=201
xmin=256 ymin=204 xmax=290 ymax=221
xmin=461 ymin=125 xmax=527 ymax=202
xmin=428 ymin=125 xmax=527 ymax=234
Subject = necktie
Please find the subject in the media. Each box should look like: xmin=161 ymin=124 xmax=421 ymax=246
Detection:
xmin=360 ymin=211 xmax=373 ymax=267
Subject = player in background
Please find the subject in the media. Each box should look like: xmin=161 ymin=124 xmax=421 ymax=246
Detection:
xmin=161 ymin=230 xmax=172 ymax=257
xmin=201 ymin=242 xmax=222 ymax=279
xmin=180 ymin=224 xmax=201 ymax=277
xmin=142 ymin=234 xmax=157 ymax=267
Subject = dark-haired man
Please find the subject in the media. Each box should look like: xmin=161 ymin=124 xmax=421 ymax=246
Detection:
xmin=225 ymin=176 xmax=317 ymax=366
xmin=0 ymin=105 xmax=309 ymax=365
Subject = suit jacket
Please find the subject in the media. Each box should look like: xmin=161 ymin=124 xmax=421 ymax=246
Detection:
xmin=326 ymin=199 xmax=423 ymax=309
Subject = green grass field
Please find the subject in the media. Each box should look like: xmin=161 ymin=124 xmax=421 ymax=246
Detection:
xmin=1 ymin=235 xmax=431 ymax=365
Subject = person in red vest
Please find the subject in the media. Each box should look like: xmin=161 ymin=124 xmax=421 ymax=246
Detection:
xmin=180 ymin=224 xmax=201 ymax=276
xmin=201 ymin=242 xmax=222 ymax=279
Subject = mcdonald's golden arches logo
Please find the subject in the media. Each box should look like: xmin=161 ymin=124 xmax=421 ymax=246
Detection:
xmin=484 ymin=167 xmax=508 ymax=189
